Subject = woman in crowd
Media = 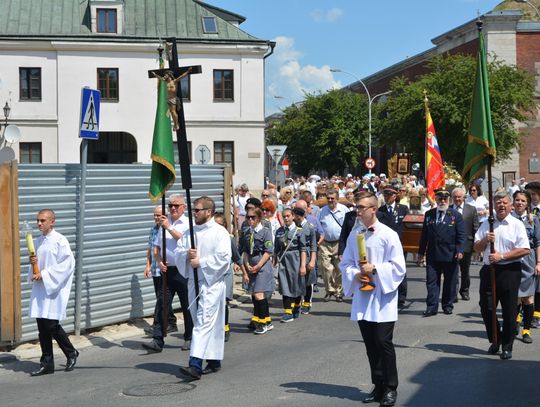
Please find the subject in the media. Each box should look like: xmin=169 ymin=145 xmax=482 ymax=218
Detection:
xmin=274 ymin=208 xmax=307 ymax=323
xmin=279 ymin=186 xmax=296 ymax=209
xmin=466 ymin=184 xmax=489 ymax=225
xmin=261 ymin=198 xmax=281 ymax=238
xmin=239 ymin=208 xmax=275 ymax=335
xmin=512 ymin=190 xmax=540 ymax=344
xmin=418 ymin=187 xmax=434 ymax=214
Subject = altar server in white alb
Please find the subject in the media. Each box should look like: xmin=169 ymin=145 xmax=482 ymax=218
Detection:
xmin=339 ymin=191 xmax=406 ymax=407
xmin=176 ymin=196 xmax=232 ymax=380
xmin=28 ymin=209 xmax=78 ymax=377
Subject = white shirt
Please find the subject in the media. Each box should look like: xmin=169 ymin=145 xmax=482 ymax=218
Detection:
xmin=466 ymin=195 xmax=489 ymax=223
xmin=154 ymin=214 xmax=190 ymax=267
xmin=28 ymin=229 xmax=75 ymax=320
xmin=235 ymin=194 xmax=250 ymax=216
xmin=474 ymin=213 xmax=530 ymax=265
xmin=339 ymin=220 xmax=406 ymax=322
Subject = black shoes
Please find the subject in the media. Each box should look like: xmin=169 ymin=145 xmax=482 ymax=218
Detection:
xmin=30 ymin=366 xmax=54 ymax=377
xmin=380 ymin=390 xmax=397 ymax=406
xmin=202 ymin=365 xmax=221 ymax=375
xmin=142 ymin=340 xmax=163 ymax=353
xmin=323 ymin=294 xmax=332 ymax=302
xmin=362 ymin=386 xmax=383 ymax=403
xmin=443 ymin=308 xmax=453 ymax=315
xmin=500 ymin=350 xmax=512 ymax=360
xmin=461 ymin=292 xmax=470 ymax=301
xmin=179 ymin=366 xmax=201 ymax=380
xmin=487 ymin=343 xmax=500 ymax=355
xmin=422 ymin=310 xmax=437 ymax=317
xmin=65 ymin=350 xmax=79 ymax=372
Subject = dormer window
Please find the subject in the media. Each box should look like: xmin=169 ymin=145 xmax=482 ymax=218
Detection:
xmin=202 ymin=16 xmax=218 ymax=34
xmin=97 ymin=9 xmax=117 ymax=33
xmin=90 ymin=1 xmax=124 ymax=34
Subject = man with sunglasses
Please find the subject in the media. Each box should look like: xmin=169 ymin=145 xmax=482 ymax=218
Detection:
xmin=177 ymin=196 xmax=231 ymax=380
xmin=418 ymin=188 xmax=466 ymax=317
xmin=317 ymin=189 xmax=348 ymax=302
xmin=142 ymin=194 xmax=193 ymax=353
xmin=377 ymin=185 xmax=409 ymax=311
xmin=340 ymin=191 xmax=406 ymax=406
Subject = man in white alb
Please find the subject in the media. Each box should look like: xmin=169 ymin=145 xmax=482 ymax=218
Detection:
xmin=176 ymin=196 xmax=232 ymax=379
xmin=340 ymin=192 xmax=406 ymax=407
xmin=28 ymin=209 xmax=78 ymax=376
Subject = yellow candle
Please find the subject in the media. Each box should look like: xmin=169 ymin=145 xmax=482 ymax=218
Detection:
xmin=356 ymin=232 xmax=367 ymax=263
xmin=26 ymin=232 xmax=36 ymax=256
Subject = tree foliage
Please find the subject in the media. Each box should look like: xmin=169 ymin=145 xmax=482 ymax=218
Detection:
xmin=381 ymin=54 xmax=536 ymax=168
xmin=267 ymin=90 xmax=369 ymax=175
xmin=268 ymin=54 xmax=536 ymax=175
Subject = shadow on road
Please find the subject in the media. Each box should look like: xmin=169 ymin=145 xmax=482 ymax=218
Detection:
xmin=406 ymin=357 xmax=540 ymax=406
xmin=280 ymin=381 xmax=363 ymax=401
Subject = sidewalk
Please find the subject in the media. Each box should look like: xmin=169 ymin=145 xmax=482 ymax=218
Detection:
xmin=0 ymin=273 xmax=251 ymax=364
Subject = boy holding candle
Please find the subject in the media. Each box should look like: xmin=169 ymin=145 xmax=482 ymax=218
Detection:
xmin=339 ymin=191 xmax=406 ymax=407
xmin=27 ymin=209 xmax=78 ymax=376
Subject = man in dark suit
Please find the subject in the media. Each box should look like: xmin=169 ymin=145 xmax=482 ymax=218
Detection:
xmin=378 ymin=185 xmax=409 ymax=310
xmin=418 ymin=188 xmax=466 ymax=316
xmin=450 ymin=187 xmax=479 ymax=301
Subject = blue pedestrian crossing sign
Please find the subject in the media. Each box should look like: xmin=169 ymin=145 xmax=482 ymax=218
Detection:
xmin=79 ymin=88 xmax=101 ymax=139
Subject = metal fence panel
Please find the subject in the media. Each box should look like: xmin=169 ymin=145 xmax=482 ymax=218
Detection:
xmin=18 ymin=164 xmax=225 ymax=342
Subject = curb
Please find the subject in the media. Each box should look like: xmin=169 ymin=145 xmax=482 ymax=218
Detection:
xmin=1 ymin=274 xmax=252 ymax=362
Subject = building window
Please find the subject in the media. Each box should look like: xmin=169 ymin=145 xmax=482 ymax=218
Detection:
xmin=97 ymin=8 xmax=117 ymax=33
xmin=173 ymin=141 xmax=192 ymax=164
xmin=213 ymin=70 xmax=234 ymax=101
xmin=19 ymin=68 xmax=42 ymax=100
xmin=19 ymin=143 xmax=42 ymax=163
xmin=180 ymin=75 xmax=190 ymax=101
xmin=87 ymin=132 xmax=137 ymax=163
xmin=202 ymin=16 xmax=218 ymax=34
xmin=214 ymin=141 xmax=234 ymax=171
xmin=97 ymin=68 xmax=119 ymax=101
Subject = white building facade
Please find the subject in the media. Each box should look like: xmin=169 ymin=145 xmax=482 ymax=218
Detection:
xmin=0 ymin=0 xmax=274 ymax=189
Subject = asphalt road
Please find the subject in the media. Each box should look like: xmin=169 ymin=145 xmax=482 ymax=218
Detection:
xmin=1 ymin=262 xmax=540 ymax=407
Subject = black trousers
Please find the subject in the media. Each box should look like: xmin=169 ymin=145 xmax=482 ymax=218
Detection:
xmin=458 ymin=251 xmax=473 ymax=295
xmin=153 ymin=267 xmax=193 ymax=345
xmin=426 ymin=261 xmax=458 ymax=312
xmin=479 ymin=263 xmax=521 ymax=350
xmin=152 ymin=275 xmax=177 ymax=326
xmin=398 ymin=275 xmax=407 ymax=305
xmin=36 ymin=318 xmax=77 ymax=369
xmin=358 ymin=320 xmax=398 ymax=390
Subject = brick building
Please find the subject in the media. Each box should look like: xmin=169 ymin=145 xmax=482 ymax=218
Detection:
xmin=351 ymin=7 xmax=540 ymax=185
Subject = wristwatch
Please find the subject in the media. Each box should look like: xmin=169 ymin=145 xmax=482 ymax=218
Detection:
xmin=167 ymin=226 xmax=173 ymax=232
xmin=372 ymin=267 xmax=377 ymax=275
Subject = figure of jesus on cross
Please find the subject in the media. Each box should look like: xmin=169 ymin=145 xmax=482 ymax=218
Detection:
xmin=152 ymin=67 xmax=192 ymax=131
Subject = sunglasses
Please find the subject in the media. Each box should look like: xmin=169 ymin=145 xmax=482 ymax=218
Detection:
xmin=246 ymin=215 xmax=257 ymax=220
xmin=261 ymin=194 xmax=269 ymax=198
xmin=168 ymin=203 xmax=184 ymax=208
xmin=193 ymin=207 xmax=210 ymax=213
xmin=261 ymin=208 xmax=271 ymax=212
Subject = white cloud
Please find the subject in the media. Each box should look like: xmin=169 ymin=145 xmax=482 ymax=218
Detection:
xmin=309 ymin=8 xmax=344 ymax=23
xmin=266 ymin=36 xmax=342 ymax=115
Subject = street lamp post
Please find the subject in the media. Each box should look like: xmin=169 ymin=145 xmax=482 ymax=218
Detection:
xmin=0 ymin=101 xmax=11 ymax=145
xmin=330 ymin=69 xmax=391 ymax=172
xmin=516 ymin=0 xmax=540 ymax=20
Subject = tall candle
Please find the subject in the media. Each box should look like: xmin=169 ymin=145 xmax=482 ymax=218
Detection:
xmin=356 ymin=232 xmax=367 ymax=263
xmin=26 ymin=232 xmax=36 ymax=256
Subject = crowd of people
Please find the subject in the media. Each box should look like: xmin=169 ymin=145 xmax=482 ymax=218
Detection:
xmin=25 ymin=172 xmax=540 ymax=407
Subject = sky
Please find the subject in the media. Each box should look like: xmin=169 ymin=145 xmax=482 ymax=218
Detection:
xmin=207 ymin=0 xmax=504 ymax=116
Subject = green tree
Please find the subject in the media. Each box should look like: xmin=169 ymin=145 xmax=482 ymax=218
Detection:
xmin=380 ymin=54 xmax=536 ymax=169
xmin=267 ymin=90 xmax=369 ymax=175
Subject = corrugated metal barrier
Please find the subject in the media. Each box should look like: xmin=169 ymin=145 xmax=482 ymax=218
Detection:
xmin=18 ymin=164 xmax=225 ymax=342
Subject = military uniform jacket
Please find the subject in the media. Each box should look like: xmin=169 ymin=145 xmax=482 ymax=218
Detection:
xmin=377 ymin=203 xmax=409 ymax=238
xmin=418 ymin=207 xmax=466 ymax=262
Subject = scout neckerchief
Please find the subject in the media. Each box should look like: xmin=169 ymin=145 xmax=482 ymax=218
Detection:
xmin=277 ymin=225 xmax=298 ymax=264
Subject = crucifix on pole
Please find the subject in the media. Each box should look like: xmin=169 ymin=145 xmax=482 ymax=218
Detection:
xmin=147 ymin=39 xmax=202 ymax=336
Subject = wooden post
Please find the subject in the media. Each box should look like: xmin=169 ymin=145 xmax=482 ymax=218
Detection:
xmin=0 ymin=161 xmax=21 ymax=344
